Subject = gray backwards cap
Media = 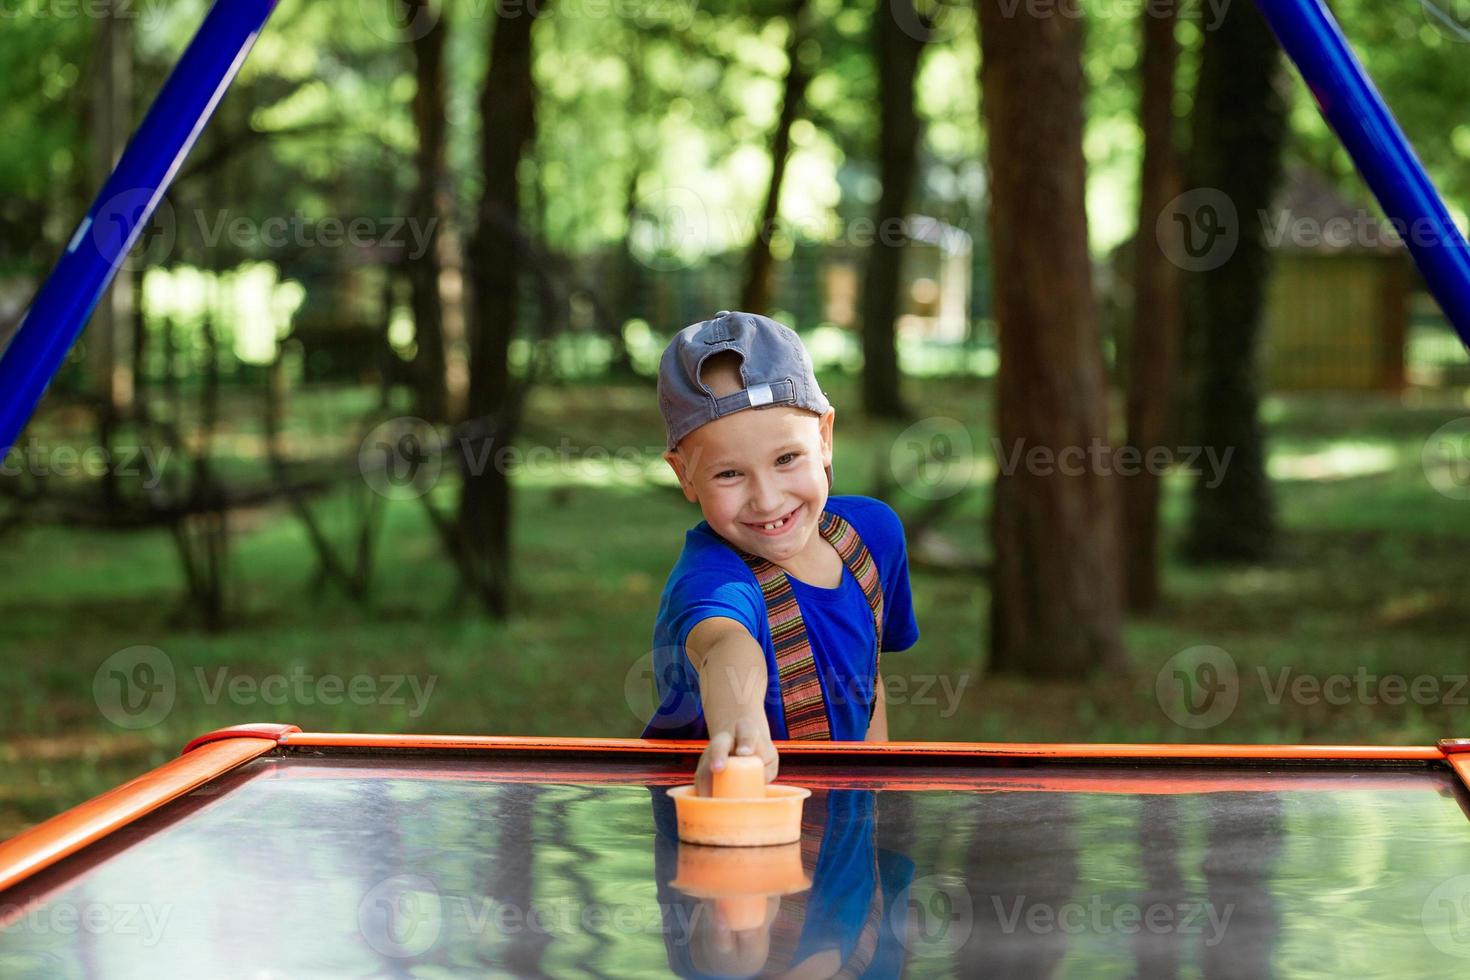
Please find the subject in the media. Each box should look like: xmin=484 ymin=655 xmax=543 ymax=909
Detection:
xmin=658 ymin=310 xmax=831 ymax=450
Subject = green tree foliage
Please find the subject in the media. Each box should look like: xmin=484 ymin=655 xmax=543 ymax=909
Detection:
xmin=3 ymin=0 xmax=1466 ymax=341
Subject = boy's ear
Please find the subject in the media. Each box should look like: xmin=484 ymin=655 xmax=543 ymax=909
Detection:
xmin=664 ymin=449 xmax=699 ymax=503
xmin=818 ymin=408 xmax=835 ymax=467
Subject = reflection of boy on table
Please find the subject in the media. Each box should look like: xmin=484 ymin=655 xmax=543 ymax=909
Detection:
xmin=650 ymin=786 xmax=915 ymax=979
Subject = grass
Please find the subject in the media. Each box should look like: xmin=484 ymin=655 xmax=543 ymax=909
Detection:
xmin=2 ymin=376 xmax=1469 ymax=837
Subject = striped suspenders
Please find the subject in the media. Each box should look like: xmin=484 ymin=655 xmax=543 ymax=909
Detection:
xmin=735 ymin=511 xmax=885 ymax=740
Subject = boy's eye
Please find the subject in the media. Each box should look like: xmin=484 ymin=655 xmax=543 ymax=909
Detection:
xmin=715 ymin=469 xmax=739 ymax=480
xmin=776 ymin=452 xmax=800 ymax=465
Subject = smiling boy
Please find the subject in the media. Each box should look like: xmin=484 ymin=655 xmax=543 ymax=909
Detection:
xmin=641 ymin=311 xmax=919 ymax=794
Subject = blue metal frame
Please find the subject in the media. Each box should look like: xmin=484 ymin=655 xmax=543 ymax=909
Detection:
xmin=0 ymin=0 xmax=279 ymax=454
xmin=1 ymin=0 xmax=1468 ymax=455
xmin=1256 ymin=0 xmax=1470 ymax=347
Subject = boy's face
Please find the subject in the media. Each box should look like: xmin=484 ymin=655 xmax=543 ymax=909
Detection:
xmin=665 ymin=406 xmax=835 ymax=565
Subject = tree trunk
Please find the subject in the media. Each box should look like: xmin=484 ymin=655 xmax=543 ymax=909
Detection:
xmin=978 ymin=1 xmax=1124 ymax=676
xmin=1182 ymin=4 xmax=1287 ymax=563
xmin=738 ymin=0 xmax=811 ymax=315
xmin=407 ymin=0 xmax=450 ymax=422
xmin=459 ymin=0 xmax=544 ymax=616
xmin=1122 ymin=7 xmax=1182 ymax=611
xmin=88 ymin=1 xmax=134 ymax=417
xmin=859 ymin=0 xmax=925 ymax=420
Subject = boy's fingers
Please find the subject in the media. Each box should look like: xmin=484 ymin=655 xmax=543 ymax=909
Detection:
xmin=732 ymin=718 xmax=758 ymax=756
xmin=708 ymin=730 xmax=733 ymax=768
xmin=696 ymin=732 xmax=733 ymax=796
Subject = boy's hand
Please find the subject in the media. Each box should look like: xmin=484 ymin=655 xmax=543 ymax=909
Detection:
xmin=695 ymin=718 xmax=779 ymax=797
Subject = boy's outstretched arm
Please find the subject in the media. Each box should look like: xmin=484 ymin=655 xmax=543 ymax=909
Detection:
xmin=685 ymin=616 xmax=779 ymax=796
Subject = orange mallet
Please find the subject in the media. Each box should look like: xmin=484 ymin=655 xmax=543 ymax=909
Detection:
xmin=668 ymin=755 xmax=811 ymax=846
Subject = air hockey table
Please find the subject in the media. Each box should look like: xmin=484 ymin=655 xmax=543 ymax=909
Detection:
xmin=1 ymin=724 xmax=1467 ymax=977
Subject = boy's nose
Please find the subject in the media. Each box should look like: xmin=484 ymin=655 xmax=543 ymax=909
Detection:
xmin=747 ymin=472 xmax=783 ymax=516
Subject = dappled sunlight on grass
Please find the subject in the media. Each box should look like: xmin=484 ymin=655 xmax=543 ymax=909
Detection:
xmin=1268 ymin=441 xmax=1399 ymax=482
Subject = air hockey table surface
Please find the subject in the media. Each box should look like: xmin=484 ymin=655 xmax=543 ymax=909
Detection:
xmin=1 ymin=725 xmax=1468 ymax=978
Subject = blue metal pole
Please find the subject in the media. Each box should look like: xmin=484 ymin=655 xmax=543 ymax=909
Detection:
xmin=1256 ymin=0 xmax=1470 ymax=348
xmin=0 ymin=0 xmax=279 ymax=455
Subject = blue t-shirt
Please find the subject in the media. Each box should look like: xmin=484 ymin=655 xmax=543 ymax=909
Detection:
xmin=641 ymin=495 xmax=919 ymax=741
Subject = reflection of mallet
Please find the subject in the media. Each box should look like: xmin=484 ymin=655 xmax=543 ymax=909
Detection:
xmin=669 ymin=841 xmax=810 ymax=932
xmin=668 ymin=755 xmax=811 ymax=846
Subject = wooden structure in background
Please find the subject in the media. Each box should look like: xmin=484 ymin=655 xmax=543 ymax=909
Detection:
xmin=1261 ymin=170 xmax=1413 ymax=392
xmin=1263 ymin=251 xmax=1411 ymax=391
